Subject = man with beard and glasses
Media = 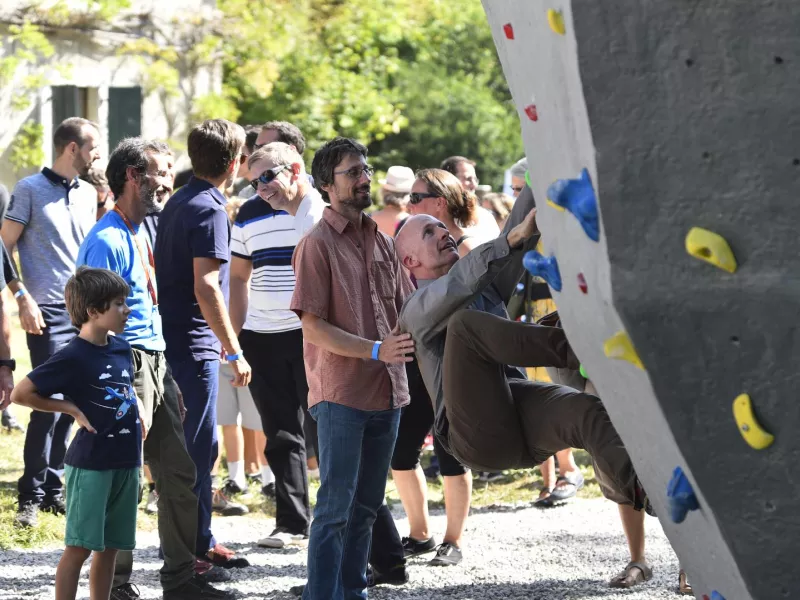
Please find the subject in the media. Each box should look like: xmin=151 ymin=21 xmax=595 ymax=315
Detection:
xmin=155 ymin=119 xmax=252 ymax=572
xmin=76 ymin=138 xmax=231 ymax=600
xmin=2 ymin=117 xmax=100 ymax=528
xmin=290 ymin=137 xmax=414 ymax=600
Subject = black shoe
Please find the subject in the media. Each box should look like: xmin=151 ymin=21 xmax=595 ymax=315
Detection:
xmin=289 ymin=584 xmax=304 ymax=597
xmin=402 ymin=535 xmax=437 ymax=558
xmin=163 ymin=575 xmax=235 ymax=600
xmin=368 ymin=564 xmax=408 ymax=587
xmin=41 ymin=496 xmax=66 ymax=515
xmin=261 ymin=482 xmax=276 ymax=498
xmin=221 ymin=479 xmax=244 ymax=496
xmin=429 ymin=542 xmax=463 ymax=566
xmin=1 ymin=409 xmax=25 ymax=433
xmin=110 ymin=583 xmax=140 ymax=600
xmin=15 ymin=502 xmax=38 ymax=528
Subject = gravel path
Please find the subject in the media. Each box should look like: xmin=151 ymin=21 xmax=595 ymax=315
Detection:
xmin=1 ymin=498 xmax=683 ymax=599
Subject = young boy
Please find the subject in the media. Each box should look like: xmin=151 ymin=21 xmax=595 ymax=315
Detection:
xmin=11 ymin=266 xmax=144 ymax=600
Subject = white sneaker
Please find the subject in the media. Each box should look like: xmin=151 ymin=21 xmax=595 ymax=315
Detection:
xmin=145 ymin=490 xmax=159 ymax=514
xmin=307 ymin=468 xmax=320 ymax=480
xmin=257 ymin=528 xmax=309 ymax=548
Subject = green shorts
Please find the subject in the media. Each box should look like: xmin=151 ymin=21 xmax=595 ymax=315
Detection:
xmin=64 ymin=465 xmax=139 ymax=551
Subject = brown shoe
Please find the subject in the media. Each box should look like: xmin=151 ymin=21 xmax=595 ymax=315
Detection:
xmin=205 ymin=543 xmax=250 ymax=569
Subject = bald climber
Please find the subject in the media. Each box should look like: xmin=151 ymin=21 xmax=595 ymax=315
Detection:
xmin=395 ymin=186 xmax=659 ymax=587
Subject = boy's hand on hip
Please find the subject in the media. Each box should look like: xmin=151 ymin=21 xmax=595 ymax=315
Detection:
xmin=73 ymin=409 xmax=96 ymax=434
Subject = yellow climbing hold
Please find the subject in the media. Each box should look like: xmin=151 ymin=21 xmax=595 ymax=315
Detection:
xmin=685 ymin=227 xmax=737 ymax=273
xmin=732 ymin=394 xmax=774 ymax=450
xmin=603 ymin=331 xmax=644 ymax=370
xmin=547 ymin=9 xmax=566 ymax=35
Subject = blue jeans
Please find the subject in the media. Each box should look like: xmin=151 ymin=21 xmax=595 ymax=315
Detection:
xmin=303 ymin=402 xmax=400 ymax=600
xmin=18 ymin=304 xmax=77 ymax=505
xmin=169 ymin=356 xmax=219 ymax=555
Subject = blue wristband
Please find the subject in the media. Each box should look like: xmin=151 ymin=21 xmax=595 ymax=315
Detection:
xmin=225 ymin=353 xmax=240 ymax=362
xmin=371 ymin=341 xmax=382 ymax=361
xmin=14 ymin=289 xmax=25 ymax=299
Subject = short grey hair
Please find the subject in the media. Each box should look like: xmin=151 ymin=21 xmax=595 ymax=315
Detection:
xmin=248 ymin=142 xmax=304 ymax=171
xmin=510 ymin=157 xmax=528 ymax=180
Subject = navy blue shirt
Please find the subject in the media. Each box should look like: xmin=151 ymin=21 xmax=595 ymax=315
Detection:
xmin=28 ymin=335 xmax=140 ymax=470
xmin=154 ymin=177 xmax=230 ymax=361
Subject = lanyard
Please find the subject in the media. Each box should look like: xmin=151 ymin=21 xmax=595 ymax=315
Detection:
xmin=113 ymin=206 xmax=158 ymax=306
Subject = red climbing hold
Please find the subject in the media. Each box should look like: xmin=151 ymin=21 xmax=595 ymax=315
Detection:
xmin=503 ymin=23 xmax=514 ymax=39
xmin=524 ymin=104 xmax=538 ymax=121
xmin=577 ymin=273 xmax=588 ymax=294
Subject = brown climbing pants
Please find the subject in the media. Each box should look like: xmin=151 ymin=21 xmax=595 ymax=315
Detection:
xmin=443 ymin=309 xmax=638 ymax=506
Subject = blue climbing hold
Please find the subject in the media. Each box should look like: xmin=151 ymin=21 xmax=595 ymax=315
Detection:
xmin=667 ymin=466 xmax=700 ymax=523
xmin=523 ymin=251 xmax=562 ymax=291
xmin=546 ymin=168 xmax=600 ymax=242
xmin=710 ymin=592 xmax=726 ymax=600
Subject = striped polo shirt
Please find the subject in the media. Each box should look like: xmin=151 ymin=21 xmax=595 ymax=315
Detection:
xmin=231 ymin=188 xmax=326 ymax=333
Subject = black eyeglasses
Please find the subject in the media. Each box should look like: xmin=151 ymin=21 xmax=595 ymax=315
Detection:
xmin=333 ymin=165 xmax=375 ymax=180
xmin=250 ymin=164 xmax=290 ymax=190
xmin=409 ymin=192 xmax=440 ymax=205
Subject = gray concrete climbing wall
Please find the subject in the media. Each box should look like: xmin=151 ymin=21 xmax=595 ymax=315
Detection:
xmin=481 ymin=2 xmax=799 ymax=599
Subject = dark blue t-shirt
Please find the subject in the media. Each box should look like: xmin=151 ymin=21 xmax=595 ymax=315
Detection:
xmin=27 ymin=335 xmax=140 ymax=470
xmin=154 ymin=177 xmax=230 ymax=362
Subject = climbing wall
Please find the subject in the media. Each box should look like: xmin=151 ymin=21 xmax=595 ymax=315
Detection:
xmin=482 ymin=2 xmax=799 ymax=599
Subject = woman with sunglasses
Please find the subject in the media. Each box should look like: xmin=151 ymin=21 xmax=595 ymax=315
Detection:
xmin=408 ymin=169 xmax=485 ymax=257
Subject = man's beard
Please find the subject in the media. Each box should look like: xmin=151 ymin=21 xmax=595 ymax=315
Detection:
xmin=74 ymin=154 xmax=91 ymax=178
xmin=340 ymin=183 xmax=372 ymax=211
xmin=139 ymin=181 xmax=165 ymax=213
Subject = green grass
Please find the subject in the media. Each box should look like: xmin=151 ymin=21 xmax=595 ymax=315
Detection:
xmin=0 ymin=303 xmax=602 ymax=550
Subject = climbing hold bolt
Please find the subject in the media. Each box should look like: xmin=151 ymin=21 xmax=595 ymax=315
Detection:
xmin=666 ymin=466 xmax=700 ymax=523
xmin=579 ymin=364 xmax=587 ymax=379
xmin=523 ymin=251 xmax=562 ymax=291
xmin=732 ymin=393 xmax=774 ymax=450
xmin=547 ymin=9 xmax=566 ymax=35
xmin=503 ymin=23 xmax=514 ymax=39
xmin=685 ymin=227 xmax=737 ymax=273
xmin=603 ymin=331 xmax=644 ymax=370
xmin=577 ymin=273 xmax=588 ymax=294
xmin=546 ymin=168 xmax=600 ymax=241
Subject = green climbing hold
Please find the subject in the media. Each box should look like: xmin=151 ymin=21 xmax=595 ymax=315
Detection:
xmin=525 ymin=170 xmax=532 ymax=189
xmin=579 ymin=364 xmax=587 ymax=378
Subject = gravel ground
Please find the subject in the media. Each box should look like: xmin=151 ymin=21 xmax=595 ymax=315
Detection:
xmin=0 ymin=498 xmax=683 ymax=600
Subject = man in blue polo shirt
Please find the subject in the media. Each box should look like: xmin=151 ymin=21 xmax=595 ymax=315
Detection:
xmin=78 ymin=138 xmax=232 ymax=600
xmin=2 ymin=117 xmax=100 ymax=527
xmin=155 ymin=119 xmax=251 ymax=570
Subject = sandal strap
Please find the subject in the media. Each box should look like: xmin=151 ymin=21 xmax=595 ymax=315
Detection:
xmin=625 ymin=561 xmax=653 ymax=579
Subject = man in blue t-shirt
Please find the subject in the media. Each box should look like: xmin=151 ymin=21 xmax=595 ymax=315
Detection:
xmin=78 ymin=138 xmax=232 ymax=600
xmin=11 ymin=267 xmax=140 ymax=600
xmin=155 ymin=119 xmax=252 ymax=570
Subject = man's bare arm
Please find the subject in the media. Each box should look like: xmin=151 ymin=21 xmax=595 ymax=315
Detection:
xmin=193 ymin=257 xmax=252 ymax=386
xmin=229 ymin=256 xmax=252 ymax=335
xmin=300 ymin=313 xmax=413 ymax=363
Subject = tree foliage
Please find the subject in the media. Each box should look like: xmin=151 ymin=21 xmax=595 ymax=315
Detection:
xmin=224 ymin=0 xmax=522 ymax=188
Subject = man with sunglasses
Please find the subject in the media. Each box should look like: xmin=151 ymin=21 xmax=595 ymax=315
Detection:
xmin=229 ymin=142 xmax=325 ymax=550
xmin=290 ymin=137 xmax=414 ymax=600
